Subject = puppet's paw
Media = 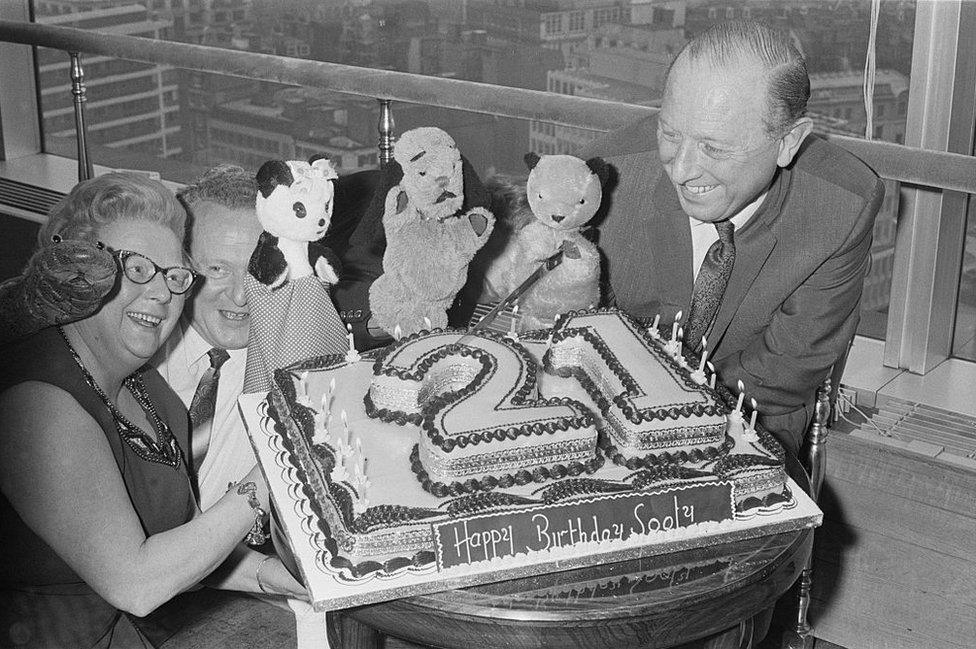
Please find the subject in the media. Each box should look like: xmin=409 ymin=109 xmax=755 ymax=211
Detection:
xmin=269 ymin=271 xmax=288 ymax=291
xmin=314 ymin=258 xmax=340 ymax=285
xmin=465 ymin=206 xmax=494 ymax=238
xmin=560 ymin=239 xmax=581 ymax=259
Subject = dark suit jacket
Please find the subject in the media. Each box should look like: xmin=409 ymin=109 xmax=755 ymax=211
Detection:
xmin=580 ymin=115 xmax=885 ymax=454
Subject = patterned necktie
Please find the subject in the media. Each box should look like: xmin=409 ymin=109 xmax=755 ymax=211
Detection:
xmin=188 ymin=347 xmax=230 ymax=471
xmin=685 ymin=220 xmax=736 ymax=351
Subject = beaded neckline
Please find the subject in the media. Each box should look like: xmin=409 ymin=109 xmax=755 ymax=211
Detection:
xmin=57 ymin=327 xmax=182 ymax=469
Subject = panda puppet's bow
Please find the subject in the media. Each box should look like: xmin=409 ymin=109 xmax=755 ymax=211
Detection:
xmin=248 ymin=158 xmax=342 ymax=289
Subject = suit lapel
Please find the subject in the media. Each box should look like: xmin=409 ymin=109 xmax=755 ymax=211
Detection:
xmin=708 ymin=195 xmax=781 ymax=351
xmin=648 ymin=172 xmax=694 ymax=319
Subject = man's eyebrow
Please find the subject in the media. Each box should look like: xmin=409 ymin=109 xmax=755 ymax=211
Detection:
xmin=409 ymin=150 xmax=427 ymax=162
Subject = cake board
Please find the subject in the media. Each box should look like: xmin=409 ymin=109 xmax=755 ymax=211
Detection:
xmin=239 ymin=344 xmax=822 ymax=611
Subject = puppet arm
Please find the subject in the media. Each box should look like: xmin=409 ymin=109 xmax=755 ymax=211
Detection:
xmin=0 ymin=238 xmax=116 ymax=345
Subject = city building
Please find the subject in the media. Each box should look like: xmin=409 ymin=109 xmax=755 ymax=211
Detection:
xmin=808 ymin=69 xmax=910 ymax=144
xmin=530 ymin=22 xmax=680 ymax=155
xmin=34 ymin=1 xmax=182 ymax=161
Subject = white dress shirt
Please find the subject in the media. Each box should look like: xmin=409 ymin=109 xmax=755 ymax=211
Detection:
xmin=689 ymin=190 xmax=767 ymax=279
xmin=153 ymin=322 xmax=253 ymax=509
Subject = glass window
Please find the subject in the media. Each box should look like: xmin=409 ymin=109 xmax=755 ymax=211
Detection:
xmin=953 ymin=193 xmax=976 ymax=361
xmin=29 ymin=0 xmax=916 ymax=339
xmin=569 ymin=11 xmax=584 ymax=33
xmin=544 ymin=14 xmax=562 ymax=36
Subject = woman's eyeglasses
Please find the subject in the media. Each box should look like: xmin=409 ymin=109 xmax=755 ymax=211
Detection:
xmin=113 ymin=249 xmax=198 ymax=295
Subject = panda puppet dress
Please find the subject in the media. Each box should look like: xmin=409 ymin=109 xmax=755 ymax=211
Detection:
xmin=242 ymin=158 xmax=349 ymax=394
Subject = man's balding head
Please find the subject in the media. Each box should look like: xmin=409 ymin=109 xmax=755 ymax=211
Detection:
xmin=667 ymin=20 xmax=810 ymax=137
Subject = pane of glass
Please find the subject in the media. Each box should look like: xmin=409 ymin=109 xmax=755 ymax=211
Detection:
xmin=31 ymin=0 xmax=915 ymax=335
xmin=952 ymin=195 xmax=976 ymax=361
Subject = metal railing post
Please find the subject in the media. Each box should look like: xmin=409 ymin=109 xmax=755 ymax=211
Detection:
xmin=69 ymin=51 xmax=93 ymax=181
xmin=377 ymin=99 xmax=394 ymax=167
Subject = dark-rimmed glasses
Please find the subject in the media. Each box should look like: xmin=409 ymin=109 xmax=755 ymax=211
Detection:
xmin=113 ymin=249 xmax=198 ymax=295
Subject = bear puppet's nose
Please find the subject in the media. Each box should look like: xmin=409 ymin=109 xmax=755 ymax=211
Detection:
xmin=435 ymin=175 xmax=450 ymax=187
xmin=551 ymin=214 xmax=566 ymax=223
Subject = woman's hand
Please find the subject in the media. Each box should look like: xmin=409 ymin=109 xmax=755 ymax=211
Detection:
xmin=257 ymin=555 xmax=309 ymax=601
xmin=240 ymin=464 xmax=270 ymax=512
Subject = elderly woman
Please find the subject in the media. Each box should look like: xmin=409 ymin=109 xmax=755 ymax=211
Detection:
xmin=0 ymin=173 xmax=304 ymax=649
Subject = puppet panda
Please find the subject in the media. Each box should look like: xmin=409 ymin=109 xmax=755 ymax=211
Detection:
xmin=248 ymin=157 xmax=342 ymax=289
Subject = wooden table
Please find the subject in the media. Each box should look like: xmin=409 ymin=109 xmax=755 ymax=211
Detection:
xmin=328 ymin=456 xmax=812 ymax=649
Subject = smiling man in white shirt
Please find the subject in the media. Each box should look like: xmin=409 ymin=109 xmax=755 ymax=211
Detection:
xmin=154 ymin=165 xmax=262 ymax=509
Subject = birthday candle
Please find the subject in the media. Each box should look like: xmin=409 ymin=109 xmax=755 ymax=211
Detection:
xmin=423 ymin=316 xmax=432 ymax=330
xmin=652 ymin=314 xmax=661 ymax=330
xmin=509 ymin=304 xmax=519 ymax=337
xmin=735 ymin=380 xmax=745 ymax=413
xmin=346 ymin=323 xmax=356 ymax=354
xmin=672 ymin=310 xmax=683 ymax=341
xmin=698 ymin=336 xmax=708 ymax=372
xmin=394 ymin=324 xmax=402 ymax=340
xmin=749 ymin=398 xmax=759 ymax=431
xmin=341 ymin=409 xmax=350 ymax=445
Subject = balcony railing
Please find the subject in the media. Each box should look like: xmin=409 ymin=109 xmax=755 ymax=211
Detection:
xmin=1 ymin=20 xmax=975 ymax=195
xmin=2 ymin=16 xmax=976 ymax=376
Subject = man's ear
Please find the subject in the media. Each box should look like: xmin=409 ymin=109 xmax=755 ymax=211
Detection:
xmin=776 ymin=117 xmax=814 ymax=168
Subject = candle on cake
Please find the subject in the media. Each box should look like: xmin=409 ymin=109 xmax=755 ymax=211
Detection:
xmin=689 ymin=335 xmax=708 ymax=385
xmin=345 ymin=324 xmax=360 ymax=363
xmin=312 ymin=389 xmax=331 ymax=445
xmin=707 ymin=361 xmax=716 ymax=389
xmin=423 ymin=316 xmax=432 ymax=331
xmin=393 ymin=324 xmax=402 ymax=341
xmin=352 ymin=458 xmax=371 ymax=514
xmin=297 ymin=371 xmax=312 ymax=407
xmin=727 ymin=380 xmax=746 ymax=436
xmin=665 ymin=312 xmax=683 ymax=359
xmin=341 ymin=409 xmax=352 ymax=448
xmin=744 ymin=398 xmax=760 ymax=442
xmin=508 ymin=304 xmax=520 ymax=340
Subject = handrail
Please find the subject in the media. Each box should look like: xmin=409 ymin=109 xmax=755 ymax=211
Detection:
xmin=1 ymin=20 xmax=975 ymax=195
xmin=0 ymin=21 xmax=648 ymax=132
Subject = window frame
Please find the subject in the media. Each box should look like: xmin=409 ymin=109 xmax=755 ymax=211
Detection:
xmin=2 ymin=0 xmax=975 ymax=379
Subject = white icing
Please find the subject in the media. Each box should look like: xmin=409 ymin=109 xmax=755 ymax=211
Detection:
xmin=369 ymin=331 xmax=598 ymax=482
xmin=549 ymin=312 xmax=726 ymax=455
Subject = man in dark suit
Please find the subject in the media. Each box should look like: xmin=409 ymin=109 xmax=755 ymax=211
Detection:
xmin=582 ymin=20 xmax=884 ymax=456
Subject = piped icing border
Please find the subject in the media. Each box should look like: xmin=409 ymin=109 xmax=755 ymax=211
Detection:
xmin=544 ymin=309 xmax=729 ymax=464
xmin=366 ymin=328 xmax=596 ymax=450
xmin=364 ymin=327 xmax=599 ymax=492
xmin=262 ymin=387 xmax=439 ymax=578
xmin=545 ymin=309 xmax=730 ymax=423
xmin=260 ymin=312 xmax=794 ymax=582
xmin=409 ymin=443 xmax=607 ymax=498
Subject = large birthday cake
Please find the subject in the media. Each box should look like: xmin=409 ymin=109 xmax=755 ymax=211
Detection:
xmin=253 ymin=308 xmax=799 ymax=603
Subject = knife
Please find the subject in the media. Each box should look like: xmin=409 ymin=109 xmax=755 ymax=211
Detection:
xmin=469 ymin=248 xmax=565 ymax=332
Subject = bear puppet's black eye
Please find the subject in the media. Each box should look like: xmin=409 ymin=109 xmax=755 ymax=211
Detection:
xmin=579 ymin=198 xmax=585 ymax=204
xmin=293 ymin=202 xmax=307 ymax=218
